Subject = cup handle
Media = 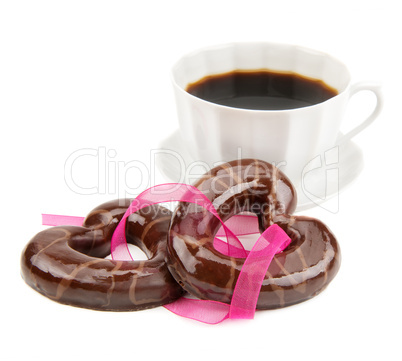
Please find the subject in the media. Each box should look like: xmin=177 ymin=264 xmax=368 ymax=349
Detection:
xmin=337 ymin=81 xmax=384 ymax=145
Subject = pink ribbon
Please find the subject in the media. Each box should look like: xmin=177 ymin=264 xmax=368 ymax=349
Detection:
xmin=42 ymin=214 xmax=85 ymax=227
xmin=42 ymin=183 xmax=291 ymax=324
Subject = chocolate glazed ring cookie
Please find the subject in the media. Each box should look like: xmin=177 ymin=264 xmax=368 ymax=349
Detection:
xmin=167 ymin=159 xmax=341 ymax=309
xmin=21 ymin=199 xmax=183 ymax=311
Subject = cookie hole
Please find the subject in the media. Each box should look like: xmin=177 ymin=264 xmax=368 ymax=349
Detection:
xmin=214 ymin=213 xmax=261 ymax=256
xmin=126 ymin=244 xmax=149 ymax=260
xmin=214 ymin=233 xmax=261 ymax=254
xmin=214 ymin=214 xmax=294 ymax=256
xmin=105 ymin=244 xmax=148 ymax=260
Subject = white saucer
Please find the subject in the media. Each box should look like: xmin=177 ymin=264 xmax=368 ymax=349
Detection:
xmin=155 ymin=130 xmax=364 ymax=212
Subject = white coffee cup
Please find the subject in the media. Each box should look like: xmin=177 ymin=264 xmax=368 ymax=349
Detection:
xmin=171 ymin=42 xmax=383 ymax=185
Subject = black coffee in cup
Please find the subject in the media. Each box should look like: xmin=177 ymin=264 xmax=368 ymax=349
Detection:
xmin=186 ymin=70 xmax=338 ymax=110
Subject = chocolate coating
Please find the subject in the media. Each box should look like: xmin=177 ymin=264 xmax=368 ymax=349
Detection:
xmin=167 ymin=159 xmax=340 ymax=309
xmin=21 ymin=199 xmax=183 ymax=311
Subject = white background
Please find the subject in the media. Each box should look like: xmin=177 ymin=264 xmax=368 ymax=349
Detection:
xmin=1 ymin=1 xmax=401 ymax=360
